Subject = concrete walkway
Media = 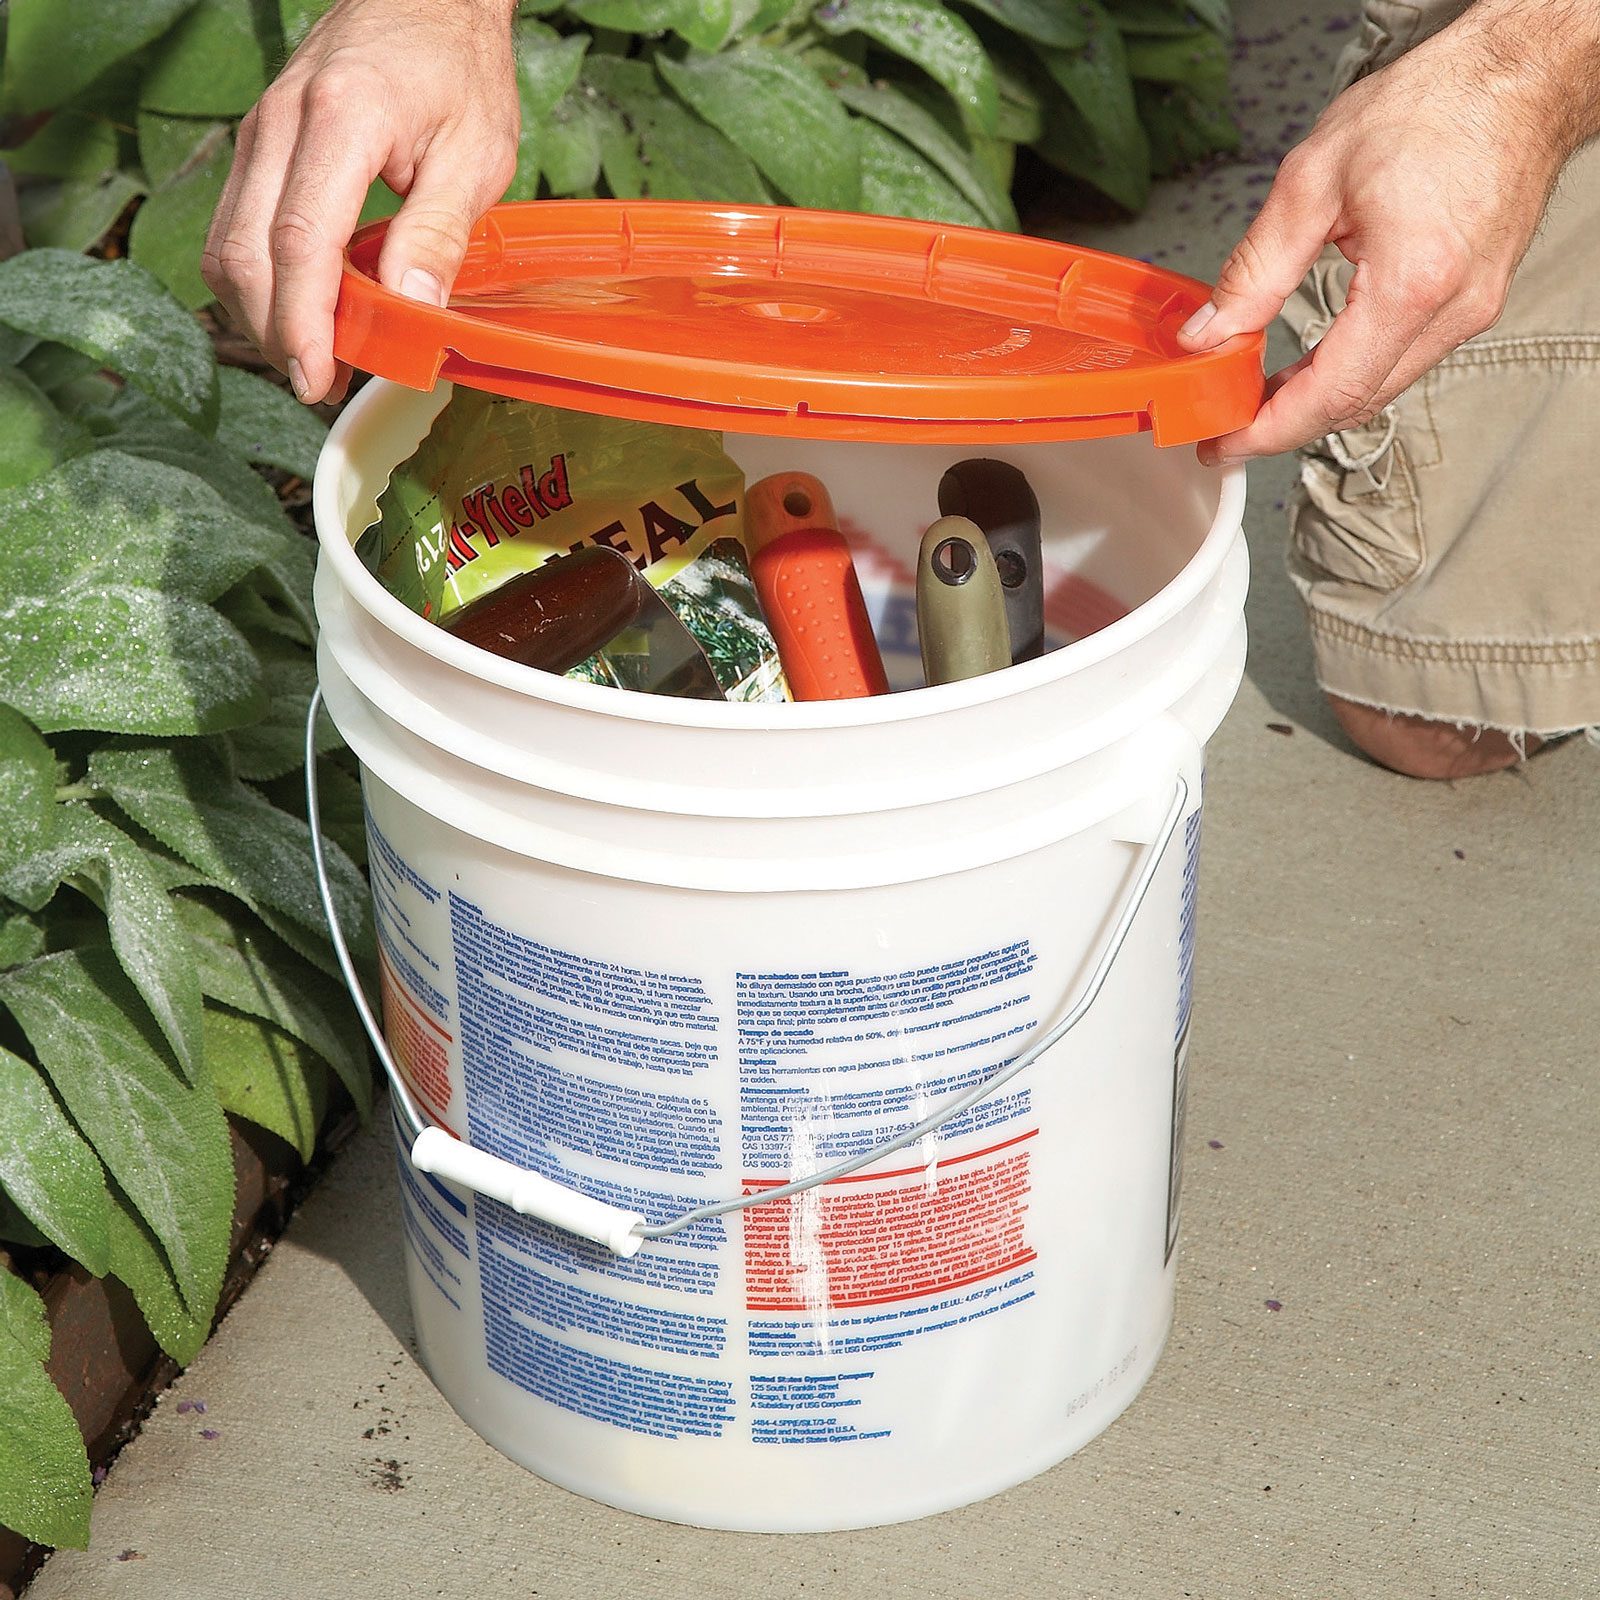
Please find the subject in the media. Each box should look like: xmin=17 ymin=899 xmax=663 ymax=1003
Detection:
xmin=31 ymin=5 xmax=1598 ymax=1596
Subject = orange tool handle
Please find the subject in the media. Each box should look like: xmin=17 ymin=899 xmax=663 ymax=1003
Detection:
xmin=751 ymin=530 xmax=889 ymax=700
xmin=746 ymin=472 xmax=889 ymax=701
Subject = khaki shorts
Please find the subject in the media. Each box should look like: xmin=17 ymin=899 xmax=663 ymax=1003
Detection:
xmin=1281 ymin=0 xmax=1600 ymax=735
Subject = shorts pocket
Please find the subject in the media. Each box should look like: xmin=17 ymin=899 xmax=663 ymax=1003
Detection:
xmin=1291 ymin=422 xmax=1425 ymax=592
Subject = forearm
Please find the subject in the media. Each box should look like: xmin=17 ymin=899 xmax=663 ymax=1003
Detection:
xmin=1449 ymin=0 xmax=1600 ymax=156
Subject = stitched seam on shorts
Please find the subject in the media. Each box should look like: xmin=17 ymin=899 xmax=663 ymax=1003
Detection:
xmin=1411 ymin=372 xmax=1443 ymax=469
xmin=1443 ymin=335 xmax=1600 ymax=370
xmin=1307 ymin=610 xmax=1600 ymax=666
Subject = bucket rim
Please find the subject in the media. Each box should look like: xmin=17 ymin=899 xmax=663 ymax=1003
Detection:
xmin=312 ymin=377 xmax=1247 ymax=731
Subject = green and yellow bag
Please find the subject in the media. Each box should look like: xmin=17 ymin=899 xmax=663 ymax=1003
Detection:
xmin=356 ymin=388 xmax=790 ymax=702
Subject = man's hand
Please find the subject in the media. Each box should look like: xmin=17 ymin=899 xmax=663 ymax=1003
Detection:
xmin=203 ymin=0 xmax=519 ymax=405
xmin=1179 ymin=0 xmax=1600 ymax=464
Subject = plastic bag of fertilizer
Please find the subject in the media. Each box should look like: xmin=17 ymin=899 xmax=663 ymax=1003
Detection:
xmin=355 ymin=388 xmax=790 ymax=702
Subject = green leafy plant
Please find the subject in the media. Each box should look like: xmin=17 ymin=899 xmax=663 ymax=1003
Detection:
xmin=1 ymin=0 xmax=1236 ymax=308
xmin=0 ymin=250 xmax=372 ymax=1550
xmin=0 ymin=0 xmax=1238 ymax=1554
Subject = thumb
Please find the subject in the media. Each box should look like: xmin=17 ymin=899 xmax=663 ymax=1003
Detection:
xmin=375 ymin=148 xmax=506 ymax=307
xmin=1178 ymin=157 xmax=1336 ymax=351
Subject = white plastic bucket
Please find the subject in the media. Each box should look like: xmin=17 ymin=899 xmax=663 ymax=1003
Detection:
xmin=311 ymin=377 xmax=1248 ymax=1532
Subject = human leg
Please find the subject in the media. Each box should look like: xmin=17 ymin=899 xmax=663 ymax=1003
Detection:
xmin=1279 ymin=2 xmax=1600 ymax=776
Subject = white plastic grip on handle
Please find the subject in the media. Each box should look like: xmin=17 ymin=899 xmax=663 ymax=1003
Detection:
xmin=411 ymin=1128 xmax=645 ymax=1257
xmin=305 ymin=688 xmax=647 ymax=1257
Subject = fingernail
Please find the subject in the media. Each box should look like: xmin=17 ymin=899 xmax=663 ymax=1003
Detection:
xmin=1198 ymin=440 xmax=1237 ymax=468
xmin=400 ymin=268 xmax=445 ymax=306
xmin=1179 ymin=301 xmax=1218 ymax=345
xmin=287 ymin=358 xmax=310 ymax=402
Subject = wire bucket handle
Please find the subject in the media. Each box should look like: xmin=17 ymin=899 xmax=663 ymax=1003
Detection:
xmin=307 ymin=689 xmax=1192 ymax=1258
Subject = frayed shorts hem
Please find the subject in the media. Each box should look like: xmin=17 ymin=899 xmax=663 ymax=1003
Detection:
xmin=1303 ymin=606 xmax=1600 ymax=739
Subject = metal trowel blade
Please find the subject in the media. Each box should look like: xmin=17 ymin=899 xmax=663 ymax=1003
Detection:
xmin=594 ymin=575 xmax=726 ymax=701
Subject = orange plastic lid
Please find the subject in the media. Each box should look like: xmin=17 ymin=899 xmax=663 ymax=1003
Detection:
xmin=334 ymin=201 xmax=1263 ymax=447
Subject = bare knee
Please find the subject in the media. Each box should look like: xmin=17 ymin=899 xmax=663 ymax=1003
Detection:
xmin=1327 ymin=695 xmax=1539 ymax=780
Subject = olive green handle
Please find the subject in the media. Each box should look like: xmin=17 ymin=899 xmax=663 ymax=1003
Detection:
xmin=917 ymin=515 xmax=1012 ymax=686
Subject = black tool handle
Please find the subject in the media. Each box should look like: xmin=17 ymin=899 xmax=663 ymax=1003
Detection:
xmin=937 ymin=459 xmax=1044 ymax=663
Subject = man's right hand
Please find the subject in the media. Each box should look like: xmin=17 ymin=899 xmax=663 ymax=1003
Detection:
xmin=1176 ymin=0 xmax=1600 ymax=466
xmin=203 ymin=0 xmax=520 ymax=406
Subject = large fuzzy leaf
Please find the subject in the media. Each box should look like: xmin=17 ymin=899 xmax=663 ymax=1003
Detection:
xmin=224 ymin=645 xmax=337 ymax=783
xmin=0 ymin=449 xmax=284 ymax=734
xmin=140 ymin=0 xmax=271 ymax=118
xmin=0 ymin=701 xmax=59 ymax=860
xmin=0 ymin=367 xmax=89 ymax=491
xmin=582 ymin=58 xmax=768 ymax=203
xmin=655 ymin=49 xmax=859 ymax=209
xmin=1123 ymin=27 xmax=1230 ymax=91
xmin=0 ymin=1271 xmax=93 ymax=1549
xmin=672 ymin=0 xmax=763 ymax=50
xmin=0 ymin=1044 xmax=112 ymax=1274
xmin=952 ymin=0 xmax=1090 ymax=46
xmin=507 ymin=23 xmax=591 ymax=199
xmin=1137 ymin=76 xmax=1238 ymax=178
xmin=0 ymin=450 xmax=289 ymax=605
xmin=0 ymin=252 xmax=219 ymax=430
xmin=0 ymin=946 xmax=234 ymax=1321
xmin=104 ymin=1179 xmax=213 ymax=1364
xmin=839 ymin=79 xmax=1016 ymax=229
xmin=1111 ymin=0 xmax=1231 ymax=36
xmin=176 ymin=893 xmax=371 ymax=1114
xmin=1035 ymin=4 xmax=1151 ymax=212
xmin=137 ymin=112 xmax=230 ymax=187
xmin=83 ymin=387 xmax=290 ymax=532
xmin=564 ymin=0 xmax=695 ymax=33
xmin=0 ymin=586 xmax=265 ymax=736
xmin=205 ymin=1004 xmax=329 ymax=1160
xmin=0 ymin=915 xmax=46 ymax=968
xmin=254 ymin=533 xmax=319 ymax=643
xmin=213 ymin=365 xmax=329 ymax=483
xmin=815 ymin=0 xmax=999 ymax=136
xmin=18 ymin=172 xmax=146 ymax=254
xmin=0 ymin=0 xmax=196 ymax=117
xmin=856 ymin=118 xmax=987 ymax=227
xmin=259 ymin=752 xmax=367 ymax=871
xmin=88 ymin=741 xmax=372 ymax=965
xmin=0 ymin=804 xmax=205 ymax=1081
xmin=128 ymin=129 xmax=234 ymax=309
xmin=537 ymin=90 xmax=608 ymax=195
xmin=1 ymin=111 xmax=120 ymax=180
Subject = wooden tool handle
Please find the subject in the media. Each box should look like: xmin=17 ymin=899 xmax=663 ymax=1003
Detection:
xmin=443 ymin=545 xmax=643 ymax=673
xmin=744 ymin=471 xmax=840 ymax=551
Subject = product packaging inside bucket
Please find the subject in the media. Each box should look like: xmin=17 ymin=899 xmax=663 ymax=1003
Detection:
xmin=356 ymin=387 xmax=1062 ymax=703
